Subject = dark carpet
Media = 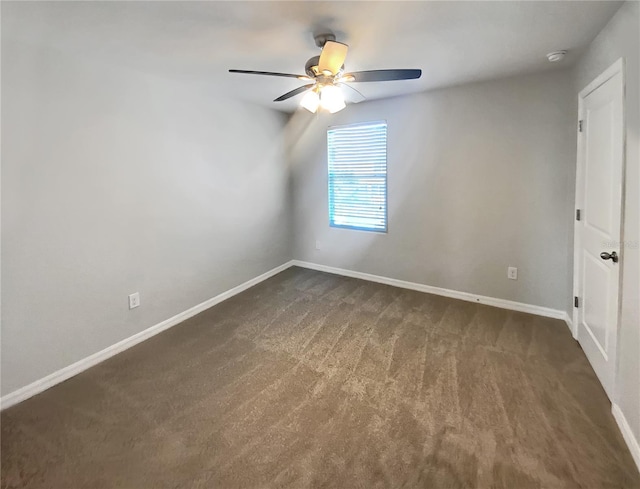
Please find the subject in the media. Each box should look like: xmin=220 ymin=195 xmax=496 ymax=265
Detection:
xmin=2 ymin=267 xmax=639 ymax=488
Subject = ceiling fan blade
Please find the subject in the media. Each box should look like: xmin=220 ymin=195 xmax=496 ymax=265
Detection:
xmin=337 ymin=83 xmax=366 ymax=103
xmin=274 ymin=84 xmax=315 ymax=102
xmin=318 ymin=41 xmax=348 ymax=75
xmin=229 ymin=69 xmax=310 ymax=80
xmin=345 ymin=69 xmax=422 ymax=82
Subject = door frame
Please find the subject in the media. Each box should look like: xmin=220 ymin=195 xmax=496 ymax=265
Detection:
xmin=572 ymin=57 xmax=626 ymax=394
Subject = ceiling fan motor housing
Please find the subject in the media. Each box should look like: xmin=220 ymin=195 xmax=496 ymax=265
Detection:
xmin=305 ymin=55 xmax=345 ymax=78
xmin=305 ymin=55 xmax=321 ymax=77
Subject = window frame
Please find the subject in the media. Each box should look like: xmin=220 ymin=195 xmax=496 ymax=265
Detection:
xmin=327 ymin=120 xmax=388 ymax=234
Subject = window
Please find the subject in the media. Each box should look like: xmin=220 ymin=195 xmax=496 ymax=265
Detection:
xmin=328 ymin=121 xmax=387 ymax=232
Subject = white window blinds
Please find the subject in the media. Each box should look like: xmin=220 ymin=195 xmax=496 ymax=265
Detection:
xmin=327 ymin=121 xmax=388 ymax=232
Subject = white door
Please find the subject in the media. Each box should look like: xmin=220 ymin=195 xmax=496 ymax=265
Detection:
xmin=574 ymin=59 xmax=624 ymax=401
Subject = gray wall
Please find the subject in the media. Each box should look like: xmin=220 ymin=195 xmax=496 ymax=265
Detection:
xmin=1 ymin=39 xmax=290 ymax=395
xmin=572 ymin=0 xmax=640 ymax=447
xmin=289 ymin=70 xmax=575 ymax=311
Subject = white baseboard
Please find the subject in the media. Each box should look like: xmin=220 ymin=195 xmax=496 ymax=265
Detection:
xmin=0 ymin=259 xmax=572 ymax=410
xmin=0 ymin=260 xmax=295 ymax=411
xmin=291 ymin=260 xmax=566 ymax=321
xmin=562 ymin=312 xmax=576 ymax=338
xmin=7 ymin=259 xmax=634 ymax=469
xmin=612 ymin=403 xmax=640 ymax=473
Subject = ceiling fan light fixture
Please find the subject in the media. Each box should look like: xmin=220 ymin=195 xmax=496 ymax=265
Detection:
xmin=339 ymin=74 xmax=355 ymax=83
xmin=320 ymin=85 xmax=346 ymax=114
xmin=300 ymin=89 xmax=320 ymax=113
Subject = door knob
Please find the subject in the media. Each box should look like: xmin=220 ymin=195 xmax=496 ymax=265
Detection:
xmin=600 ymin=251 xmax=619 ymax=263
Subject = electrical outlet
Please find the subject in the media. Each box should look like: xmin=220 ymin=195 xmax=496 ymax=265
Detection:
xmin=128 ymin=292 xmax=140 ymax=309
xmin=507 ymin=267 xmax=518 ymax=280
xmin=315 ymin=240 xmax=321 ymax=250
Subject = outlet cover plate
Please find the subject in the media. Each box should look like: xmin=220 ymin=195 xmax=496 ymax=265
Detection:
xmin=128 ymin=292 xmax=140 ymax=309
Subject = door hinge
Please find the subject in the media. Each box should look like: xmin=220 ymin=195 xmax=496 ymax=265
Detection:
xmin=574 ymin=296 xmax=579 ymax=308
xmin=576 ymin=209 xmax=581 ymax=221
xmin=578 ymin=120 xmax=584 ymax=132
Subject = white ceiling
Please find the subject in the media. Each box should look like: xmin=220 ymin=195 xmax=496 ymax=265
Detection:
xmin=3 ymin=1 xmax=622 ymax=112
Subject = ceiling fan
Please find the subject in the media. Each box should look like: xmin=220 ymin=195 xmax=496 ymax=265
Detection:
xmin=229 ymin=33 xmax=422 ymax=114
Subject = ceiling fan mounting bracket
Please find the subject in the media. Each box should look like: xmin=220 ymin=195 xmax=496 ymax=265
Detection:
xmin=314 ymin=33 xmax=336 ymax=48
